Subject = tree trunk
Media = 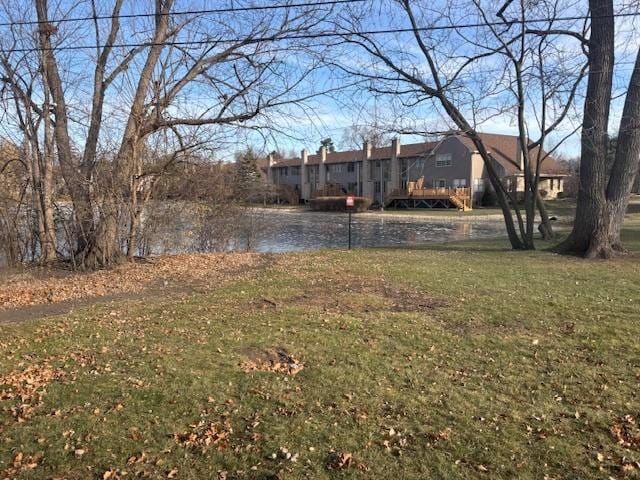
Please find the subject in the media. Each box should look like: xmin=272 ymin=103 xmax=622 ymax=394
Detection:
xmin=36 ymin=0 xmax=96 ymax=265
xmin=556 ymin=0 xmax=615 ymax=258
xmin=39 ymin=83 xmax=58 ymax=263
xmin=558 ymin=1 xmax=640 ymax=258
xmin=536 ymin=192 xmax=554 ymax=241
xmin=25 ymin=134 xmax=57 ymax=263
xmin=127 ymin=179 xmax=140 ymax=260
xmin=604 ymin=47 xmax=640 ymax=251
xmin=436 ymin=99 xmax=526 ymax=249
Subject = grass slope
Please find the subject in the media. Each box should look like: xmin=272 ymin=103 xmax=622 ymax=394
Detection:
xmin=1 ymin=226 xmax=639 ymax=479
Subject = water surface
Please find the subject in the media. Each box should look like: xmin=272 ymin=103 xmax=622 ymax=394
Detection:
xmin=249 ymin=211 xmax=506 ymax=252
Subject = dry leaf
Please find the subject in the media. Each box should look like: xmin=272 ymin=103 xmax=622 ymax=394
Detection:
xmin=326 ymin=450 xmax=354 ymax=470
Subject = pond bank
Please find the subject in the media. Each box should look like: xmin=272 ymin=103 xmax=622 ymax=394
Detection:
xmin=257 ymin=205 xmax=506 ymax=222
xmin=256 ymin=205 xmax=576 ymax=223
xmin=0 ymin=233 xmax=639 ymax=479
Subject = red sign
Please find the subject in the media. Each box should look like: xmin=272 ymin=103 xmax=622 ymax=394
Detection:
xmin=346 ymin=195 xmax=355 ymax=207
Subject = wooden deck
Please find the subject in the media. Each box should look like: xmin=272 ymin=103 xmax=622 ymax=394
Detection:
xmin=385 ymin=187 xmax=472 ymax=210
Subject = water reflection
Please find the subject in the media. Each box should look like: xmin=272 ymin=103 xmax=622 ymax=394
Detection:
xmin=1 ymin=210 xmax=508 ymax=267
xmin=244 ymin=211 xmax=505 ymax=253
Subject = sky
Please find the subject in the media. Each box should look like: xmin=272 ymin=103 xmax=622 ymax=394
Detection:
xmin=262 ymin=0 xmax=640 ymax=160
xmin=0 ymin=0 xmax=638 ymax=162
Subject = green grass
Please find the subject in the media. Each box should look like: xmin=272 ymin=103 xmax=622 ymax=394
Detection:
xmin=1 ymin=223 xmax=639 ymax=479
xmin=380 ymin=207 xmax=504 ymax=216
xmin=376 ymin=198 xmax=577 ymax=218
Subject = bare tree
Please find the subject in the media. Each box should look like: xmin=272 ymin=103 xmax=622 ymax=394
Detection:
xmin=340 ymin=123 xmax=393 ymax=150
xmin=471 ymin=0 xmax=587 ymax=242
xmin=0 ymin=2 xmax=58 ymax=263
xmin=557 ymin=0 xmax=640 ymax=258
xmin=0 ymin=141 xmax=28 ymax=265
xmin=332 ymin=0 xmax=586 ymax=249
xmin=0 ymin=0 xmax=332 ymax=269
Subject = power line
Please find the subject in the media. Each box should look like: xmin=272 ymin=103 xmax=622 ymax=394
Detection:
xmin=2 ymin=11 xmax=640 ymax=54
xmin=0 ymin=0 xmax=368 ymax=28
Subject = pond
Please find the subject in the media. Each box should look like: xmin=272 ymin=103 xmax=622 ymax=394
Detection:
xmin=250 ymin=210 xmax=506 ymax=252
xmin=144 ymin=208 xmax=507 ymax=255
xmin=0 ymin=208 xmax=508 ymax=268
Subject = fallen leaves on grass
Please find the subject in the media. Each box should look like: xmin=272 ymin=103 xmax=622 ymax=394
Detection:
xmin=1 ymin=452 xmax=42 ymax=478
xmin=173 ymin=420 xmax=232 ymax=453
xmin=325 ymin=450 xmax=353 ymax=470
xmin=126 ymin=452 xmax=148 ymax=465
xmin=272 ymin=446 xmax=299 ymax=462
xmin=325 ymin=450 xmax=368 ymax=472
xmin=103 ymin=468 xmax=124 ymax=479
xmin=0 ymin=252 xmax=262 ymax=311
xmin=425 ymin=427 xmax=452 ymax=446
xmin=0 ymin=363 xmax=65 ymax=422
xmin=167 ymin=466 xmax=179 ymax=478
xmin=612 ymin=415 xmax=640 ymax=448
xmin=239 ymin=347 xmax=304 ymax=376
xmin=381 ymin=427 xmax=413 ymax=456
xmin=619 ymin=458 xmax=640 ymax=474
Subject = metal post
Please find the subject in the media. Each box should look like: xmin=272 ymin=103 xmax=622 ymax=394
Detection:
xmin=380 ymin=160 xmax=384 ymax=211
xmin=348 ymin=211 xmax=352 ymax=249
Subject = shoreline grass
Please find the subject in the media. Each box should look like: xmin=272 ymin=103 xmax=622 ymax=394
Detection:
xmin=0 ymin=221 xmax=639 ymax=479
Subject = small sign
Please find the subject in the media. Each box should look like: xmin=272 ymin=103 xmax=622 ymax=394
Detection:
xmin=346 ymin=195 xmax=355 ymax=208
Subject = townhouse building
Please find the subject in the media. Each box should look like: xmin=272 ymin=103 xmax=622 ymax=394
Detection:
xmin=267 ymin=132 xmax=566 ymax=209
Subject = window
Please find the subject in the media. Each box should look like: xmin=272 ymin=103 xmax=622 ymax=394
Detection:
xmin=473 ymin=178 xmax=485 ymax=192
xmin=347 ymin=182 xmax=358 ymax=194
xmin=347 ymin=162 xmax=355 ymax=172
xmin=290 ymin=166 xmax=300 ymax=176
xmin=309 ymin=165 xmax=318 ymax=185
xmin=371 ymin=161 xmax=389 ymax=181
xmin=329 ymin=163 xmax=343 ymax=173
xmin=281 ymin=167 xmax=289 ymax=176
xmin=372 ymin=161 xmax=380 ymax=181
xmin=453 ymin=179 xmax=467 ymax=187
xmin=437 ymin=179 xmax=447 ymax=188
xmin=435 ymin=153 xmax=452 ymax=167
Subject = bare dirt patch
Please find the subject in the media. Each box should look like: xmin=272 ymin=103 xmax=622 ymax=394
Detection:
xmin=267 ymin=256 xmax=446 ymax=315
xmin=285 ymin=278 xmax=446 ymax=315
xmin=238 ymin=347 xmax=305 ymax=375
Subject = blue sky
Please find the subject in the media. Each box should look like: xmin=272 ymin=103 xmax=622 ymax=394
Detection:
xmin=260 ymin=0 xmax=640 ymax=160
xmin=0 ymin=0 xmax=638 ymax=162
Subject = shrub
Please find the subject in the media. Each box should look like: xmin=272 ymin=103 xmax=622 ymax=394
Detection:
xmin=480 ymin=188 xmax=498 ymax=207
xmin=557 ymin=191 xmax=567 ymax=199
xmin=309 ymin=196 xmax=372 ymax=212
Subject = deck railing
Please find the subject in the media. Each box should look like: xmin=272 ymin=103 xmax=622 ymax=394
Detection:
xmin=394 ymin=186 xmax=471 ymax=198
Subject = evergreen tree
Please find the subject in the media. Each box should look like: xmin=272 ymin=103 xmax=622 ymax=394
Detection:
xmin=318 ymin=138 xmax=336 ymax=153
xmin=234 ymin=149 xmax=261 ymax=201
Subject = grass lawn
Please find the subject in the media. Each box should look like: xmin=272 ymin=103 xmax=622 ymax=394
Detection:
xmin=379 ymin=207 xmax=504 ymax=217
xmin=1 ymin=224 xmax=639 ymax=479
xmin=382 ymin=197 xmax=580 ymax=218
